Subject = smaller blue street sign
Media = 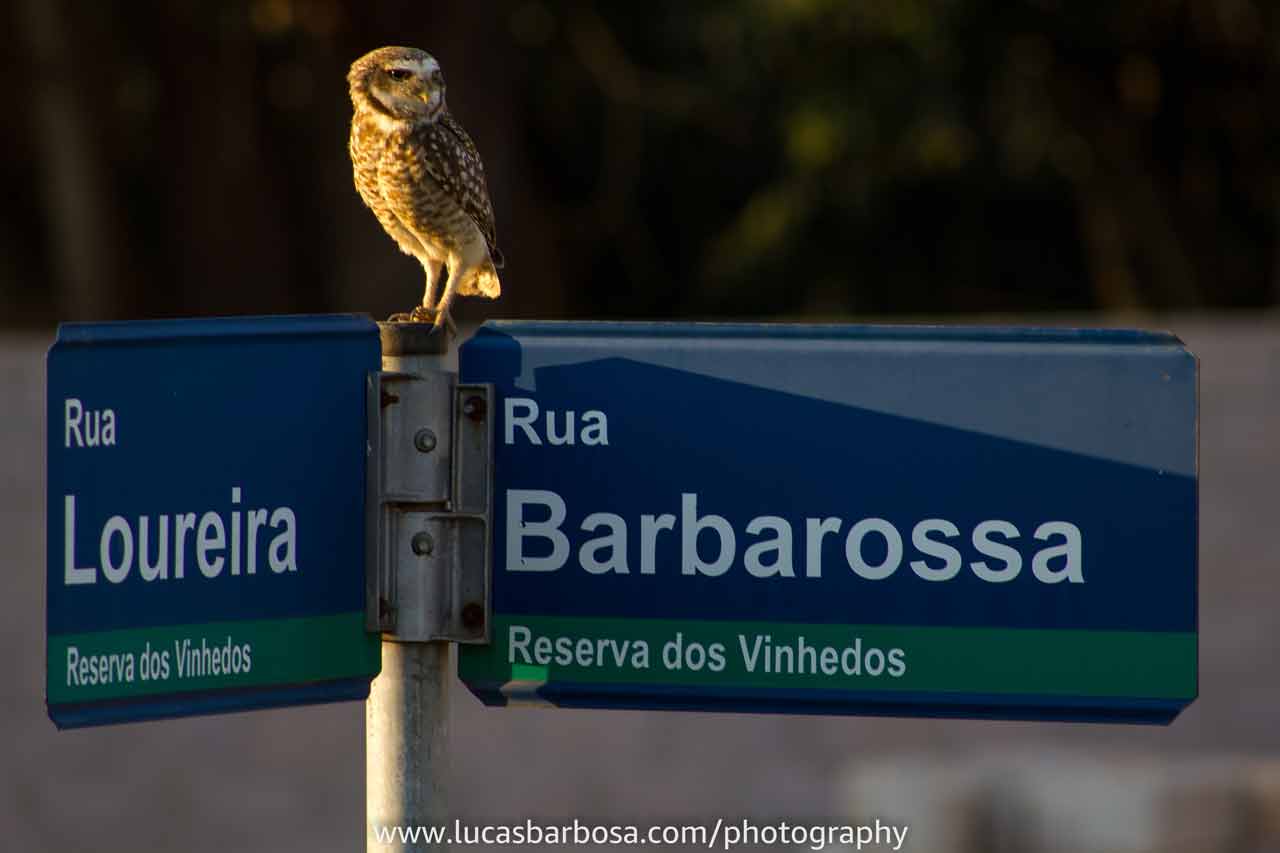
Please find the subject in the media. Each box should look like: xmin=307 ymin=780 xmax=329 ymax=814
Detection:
xmin=46 ymin=315 xmax=381 ymax=728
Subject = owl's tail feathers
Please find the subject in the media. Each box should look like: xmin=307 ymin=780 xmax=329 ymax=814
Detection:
xmin=458 ymin=260 xmax=501 ymax=299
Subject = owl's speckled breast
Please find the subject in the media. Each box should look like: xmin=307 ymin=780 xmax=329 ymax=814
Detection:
xmin=382 ymin=126 xmax=474 ymax=254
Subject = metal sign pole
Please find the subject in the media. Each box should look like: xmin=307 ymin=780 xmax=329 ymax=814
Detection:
xmin=367 ymin=641 xmax=450 ymax=850
xmin=367 ymin=323 xmax=453 ymax=852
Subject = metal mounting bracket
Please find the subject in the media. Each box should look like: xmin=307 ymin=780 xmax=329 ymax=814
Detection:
xmin=365 ymin=369 xmax=492 ymax=643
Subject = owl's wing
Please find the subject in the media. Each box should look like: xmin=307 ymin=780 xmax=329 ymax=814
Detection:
xmin=408 ymin=115 xmax=502 ymax=266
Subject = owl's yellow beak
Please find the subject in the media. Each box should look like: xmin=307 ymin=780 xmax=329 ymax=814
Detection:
xmin=419 ymin=84 xmax=437 ymax=104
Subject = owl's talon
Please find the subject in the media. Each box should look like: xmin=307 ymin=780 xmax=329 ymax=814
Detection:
xmin=397 ymin=305 xmax=457 ymax=336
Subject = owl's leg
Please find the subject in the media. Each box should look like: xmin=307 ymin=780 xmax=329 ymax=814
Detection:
xmin=432 ymin=258 xmax=472 ymax=332
xmin=421 ymin=259 xmax=444 ymax=309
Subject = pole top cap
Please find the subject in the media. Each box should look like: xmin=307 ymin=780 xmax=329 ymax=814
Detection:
xmin=378 ymin=321 xmax=450 ymax=356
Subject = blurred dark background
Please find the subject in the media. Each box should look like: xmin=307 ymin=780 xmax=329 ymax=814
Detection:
xmin=4 ymin=0 xmax=1278 ymax=327
xmin=3 ymin=5 xmax=1279 ymax=850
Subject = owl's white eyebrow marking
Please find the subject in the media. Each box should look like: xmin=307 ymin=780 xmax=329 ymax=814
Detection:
xmin=386 ymin=57 xmax=439 ymax=78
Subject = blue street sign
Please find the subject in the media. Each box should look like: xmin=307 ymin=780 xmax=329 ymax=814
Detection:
xmin=458 ymin=322 xmax=1198 ymax=723
xmin=47 ymin=315 xmax=381 ymax=728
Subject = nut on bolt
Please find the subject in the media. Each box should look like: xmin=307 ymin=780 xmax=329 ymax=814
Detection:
xmin=462 ymin=395 xmax=486 ymax=422
xmin=413 ymin=428 xmax=437 ymax=453
xmin=411 ymin=531 xmax=434 ymax=556
xmin=461 ymin=602 xmax=485 ymax=631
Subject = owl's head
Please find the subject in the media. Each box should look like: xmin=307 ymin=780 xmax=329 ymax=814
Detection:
xmin=348 ymin=46 xmax=446 ymax=124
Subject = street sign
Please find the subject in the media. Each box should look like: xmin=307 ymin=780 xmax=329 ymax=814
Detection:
xmin=47 ymin=315 xmax=381 ymax=728
xmin=457 ymin=322 xmax=1198 ymax=723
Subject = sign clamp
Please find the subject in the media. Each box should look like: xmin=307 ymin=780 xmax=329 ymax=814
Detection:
xmin=365 ymin=367 xmax=492 ymax=644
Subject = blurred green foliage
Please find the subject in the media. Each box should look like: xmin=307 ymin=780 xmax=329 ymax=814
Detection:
xmin=2 ymin=0 xmax=1277 ymax=323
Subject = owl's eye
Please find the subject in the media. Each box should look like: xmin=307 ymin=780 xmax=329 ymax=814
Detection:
xmin=386 ymin=68 xmax=413 ymax=81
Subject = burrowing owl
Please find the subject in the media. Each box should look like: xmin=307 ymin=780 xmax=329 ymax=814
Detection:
xmin=348 ymin=46 xmax=502 ymax=330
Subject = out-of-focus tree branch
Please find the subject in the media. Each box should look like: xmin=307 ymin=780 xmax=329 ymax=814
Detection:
xmin=19 ymin=0 xmax=127 ymax=320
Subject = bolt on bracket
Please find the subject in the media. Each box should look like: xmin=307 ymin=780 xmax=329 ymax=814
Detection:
xmin=365 ymin=369 xmax=492 ymax=643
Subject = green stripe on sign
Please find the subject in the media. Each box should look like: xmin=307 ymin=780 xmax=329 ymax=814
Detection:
xmin=458 ymin=616 xmax=1196 ymax=700
xmin=48 ymin=612 xmax=380 ymax=704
